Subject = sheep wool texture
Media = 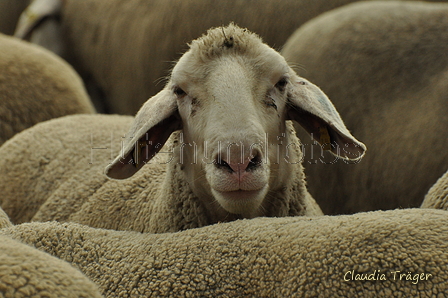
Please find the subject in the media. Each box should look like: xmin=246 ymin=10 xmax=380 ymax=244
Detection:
xmin=0 ymin=33 xmax=95 ymax=145
xmin=0 ymin=113 xmax=321 ymax=231
xmin=1 ymin=209 xmax=447 ymax=297
xmin=421 ymin=169 xmax=448 ymax=210
xmin=0 ymin=235 xmax=103 ymax=298
xmin=0 ymin=114 xmax=132 ymax=225
xmin=281 ymin=1 xmax=448 ymax=215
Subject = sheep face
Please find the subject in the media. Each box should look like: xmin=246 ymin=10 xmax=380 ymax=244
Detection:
xmin=105 ymin=24 xmax=366 ymax=218
xmin=169 ymin=48 xmax=294 ymax=216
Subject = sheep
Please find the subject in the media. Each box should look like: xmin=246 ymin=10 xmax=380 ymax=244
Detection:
xmin=0 ymin=235 xmax=103 ymax=298
xmin=281 ymin=1 xmax=448 ymax=215
xmin=0 ymin=24 xmax=366 ymax=232
xmin=421 ymin=169 xmax=448 ymax=210
xmin=0 ymin=0 xmax=30 ymax=35
xmin=1 ymin=208 xmax=447 ymax=297
xmin=0 ymin=33 xmax=95 ymax=146
xmin=15 ymin=0 xmax=444 ymax=115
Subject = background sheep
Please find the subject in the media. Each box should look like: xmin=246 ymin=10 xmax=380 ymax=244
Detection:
xmin=0 ymin=33 xmax=95 ymax=145
xmin=1 ymin=208 xmax=447 ymax=297
xmin=0 ymin=234 xmax=103 ymax=298
xmin=281 ymin=1 xmax=448 ymax=215
xmin=15 ymin=0 xmax=447 ymax=114
xmin=0 ymin=0 xmax=29 ymax=35
xmin=421 ymin=169 xmax=448 ymax=210
xmin=0 ymin=24 xmax=365 ymax=232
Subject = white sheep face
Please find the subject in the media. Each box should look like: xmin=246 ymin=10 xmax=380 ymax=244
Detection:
xmin=170 ymin=46 xmax=294 ymax=217
xmin=105 ymin=24 xmax=366 ymax=219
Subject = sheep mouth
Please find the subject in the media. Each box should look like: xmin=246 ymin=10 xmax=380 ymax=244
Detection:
xmin=211 ymin=186 xmax=268 ymax=216
xmin=214 ymin=189 xmax=263 ymax=200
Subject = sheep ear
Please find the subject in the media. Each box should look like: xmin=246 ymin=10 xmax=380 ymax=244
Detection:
xmin=14 ymin=0 xmax=62 ymax=39
xmin=286 ymin=76 xmax=366 ymax=161
xmin=105 ymin=89 xmax=181 ymax=179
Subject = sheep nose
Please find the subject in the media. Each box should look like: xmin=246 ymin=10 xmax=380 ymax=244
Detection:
xmin=215 ymin=150 xmax=262 ymax=173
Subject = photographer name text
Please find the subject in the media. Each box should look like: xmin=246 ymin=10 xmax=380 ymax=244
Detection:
xmin=344 ymin=270 xmax=432 ymax=285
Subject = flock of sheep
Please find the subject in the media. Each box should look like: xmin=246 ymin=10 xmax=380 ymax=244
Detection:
xmin=0 ymin=0 xmax=447 ymax=297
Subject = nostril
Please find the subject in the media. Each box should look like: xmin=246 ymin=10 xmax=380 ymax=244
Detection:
xmin=215 ymin=159 xmax=234 ymax=173
xmin=246 ymin=151 xmax=262 ymax=172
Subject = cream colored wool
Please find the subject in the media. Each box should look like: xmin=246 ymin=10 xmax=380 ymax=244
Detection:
xmin=281 ymin=1 xmax=448 ymax=215
xmin=1 ymin=209 xmax=447 ymax=297
xmin=17 ymin=0 xmax=446 ymax=114
xmin=0 ymin=235 xmax=103 ymax=298
xmin=421 ymin=170 xmax=448 ymax=210
xmin=0 ymin=33 xmax=95 ymax=145
xmin=0 ymin=114 xmax=131 ymax=225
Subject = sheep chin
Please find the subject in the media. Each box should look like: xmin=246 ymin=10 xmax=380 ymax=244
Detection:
xmin=211 ymin=186 xmax=268 ymax=217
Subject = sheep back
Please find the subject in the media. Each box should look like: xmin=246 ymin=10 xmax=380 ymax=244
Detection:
xmin=0 ymin=33 xmax=95 ymax=145
xmin=0 ymin=234 xmax=102 ymax=297
xmin=421 ymin=169 xmax=448 ymax=210
xmin=0 ymin=114 xmax=130 ymax=224
xmin=1 ymin=209 xmax=447 ymax=297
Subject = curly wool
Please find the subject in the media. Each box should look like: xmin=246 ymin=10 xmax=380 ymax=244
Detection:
xmin=1 ymin=208 xmax=447 ymax=297
xmin=0 ymin=235 xmax=102 ymax=297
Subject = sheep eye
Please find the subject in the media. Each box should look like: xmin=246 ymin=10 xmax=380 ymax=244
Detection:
xmin=275 ymin=78 xmax=288 ymax=92
xmin=173 ymin=87 xmax=186 ymax=97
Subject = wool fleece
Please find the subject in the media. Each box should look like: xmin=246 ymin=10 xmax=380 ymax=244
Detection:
xmin=1 ymin=208 xmax=447 ymax=297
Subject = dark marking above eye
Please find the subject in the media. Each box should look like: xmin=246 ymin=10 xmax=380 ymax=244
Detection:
xmin=190 ymin=97 xmax=200 ymax=117
xmin=221 ymin=27 xmax=234 ymax=48
xmin=266 ymin=101 xmax=277 ymax=110
xmin=264 ymin=95 xmax=278 ymax=110
xmin=275 ymin=78 xmax=288 ymax=92
xmin=223 ymin=36 xmax=234 ymax=48
xmin=173 ymin=86 xmax=186 ymax=97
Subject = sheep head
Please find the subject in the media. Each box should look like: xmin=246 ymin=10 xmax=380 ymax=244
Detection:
xmin=105 ymin=23 xmax=366 ymax=218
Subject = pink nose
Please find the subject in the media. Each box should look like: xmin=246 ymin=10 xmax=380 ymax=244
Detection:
xmin=226 ymin=159 xmax=251 ymax=173
xmin=215 ymin=150 xmax=262 ymax=177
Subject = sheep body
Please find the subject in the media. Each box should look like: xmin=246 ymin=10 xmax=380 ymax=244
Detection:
xmin=17 ymin=0 xmax=445 ymax=114
xmin=421 ymin=169 xmax=448 ymax=209
xmin=1 ymin=208 xmax=447 ymax=297
xmin=0 ymin=235 xmax=103 ymax=297
xmin=0 ymin=33 xmax=95 ymax=145
xmin=281 ymin=1 xmax=448 ymax=214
